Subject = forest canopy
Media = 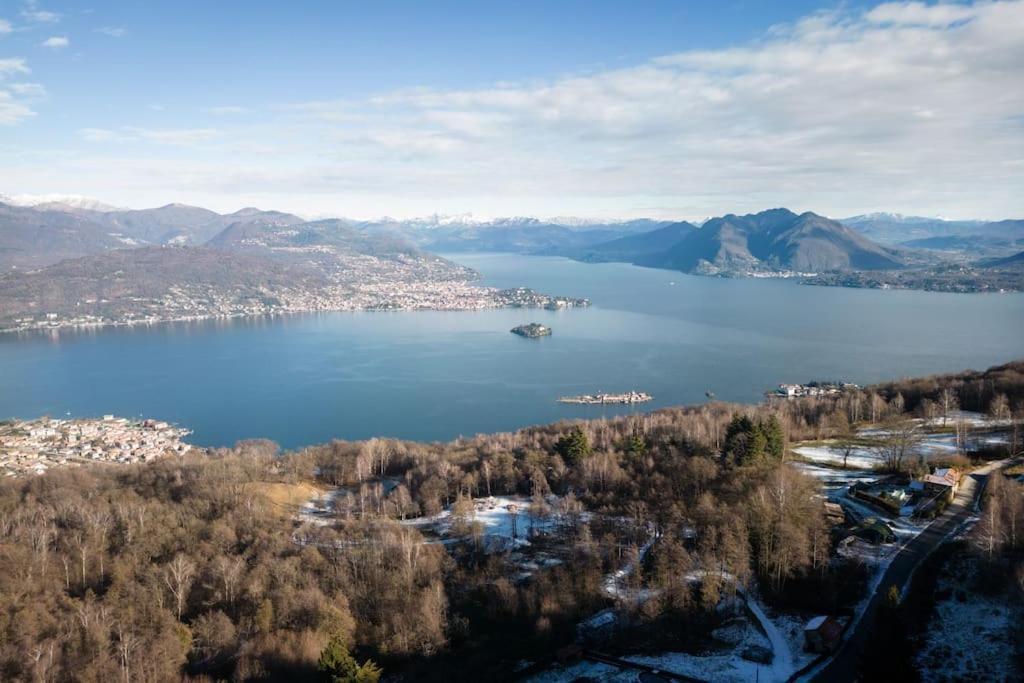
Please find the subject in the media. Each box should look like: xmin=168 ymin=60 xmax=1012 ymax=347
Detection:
xmin=1 ymin=360 xmax=1021 ymax=682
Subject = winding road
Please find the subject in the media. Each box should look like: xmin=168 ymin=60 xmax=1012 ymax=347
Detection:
xmin=804 ymin=457 xmax=1013 ymax=682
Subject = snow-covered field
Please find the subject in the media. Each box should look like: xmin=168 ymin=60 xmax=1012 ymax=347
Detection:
xmin=622 ymin=608 xmax=791 ymax=683
xmin=924 ymin=410 xmax=1012 ymax=429
xmin=792 ymin=414 xmax=1011 ymax=473
xmin=915 ymin=554 xmax=1020 ymax=682
xmin=921 ymin=432 xmax=1008 ymax=453
xmin=792 ymin=462 xmax=880 ymax=487
xmin=791 ymin=443 xmax=881 ymax=471
xmin=625 ymin=649 xmax=767 ymax=682
xmin=402 ymin=495 xmax=566 ymax=549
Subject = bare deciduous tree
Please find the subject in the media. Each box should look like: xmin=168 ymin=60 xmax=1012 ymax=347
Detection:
xmin=872 ymin=420 xmax=922 ymax=473
xmin=163 ymin=554 xmax=196 ymax=621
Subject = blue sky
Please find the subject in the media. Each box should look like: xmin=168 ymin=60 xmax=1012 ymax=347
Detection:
xmin=1 ymin=0 xmax=1022 ymax=220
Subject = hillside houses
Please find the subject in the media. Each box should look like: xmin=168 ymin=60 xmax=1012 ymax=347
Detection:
xmin=0 ymin=416 xmax=193 ymax=477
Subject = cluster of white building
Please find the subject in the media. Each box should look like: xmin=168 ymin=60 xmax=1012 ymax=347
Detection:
xmin=0 ymin=416 xmax=193 ymax=477
xmin=772 ymin=382 xmax=860 ymax=399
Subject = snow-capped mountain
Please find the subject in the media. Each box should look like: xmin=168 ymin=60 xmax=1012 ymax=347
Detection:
xmin=0 ymin=193 xmax=125 ymax=212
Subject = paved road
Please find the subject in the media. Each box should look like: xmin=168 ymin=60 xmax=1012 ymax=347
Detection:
xmin=807 ymin=459 xmax=1010 ymax=682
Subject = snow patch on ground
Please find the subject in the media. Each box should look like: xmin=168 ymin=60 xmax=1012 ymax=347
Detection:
xmin=403 ymin=495 xmax=564 ymax=549
xmin=625 ymin=648 xmax=767 ymax=683
xmin=915 ymin=554 xmax=1019 ymax=682
xmin=109 ymin=233 xmax=142 ymax=246
xmin=792 ymin=444 xmax=880 ymax=470
xmin=603 ymin=535 xmax=656 ymax=599
xmin=770 ymin=613 xmax=819 ymax=673
xmin=833 ymin=488 xmax=927 ymax=539
xmin=297 ymin=487 xmax=344 ymax=526
xmin=743 ymin=592 xmax=795 ymax=682
xmin=792 ymin=421 xmax=1011 ymax=472
xmin=923 ymin=410 xmax=1011 ymax=429
xmin=791 ymin=461 xmax=880 ymax=488
xmin=525 ymin=659 xmax=637 ymax=682
xmin=613 ymin=591 xmax=797 ymax=683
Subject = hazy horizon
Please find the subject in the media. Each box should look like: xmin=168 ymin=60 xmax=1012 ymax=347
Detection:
xmin=3 ymin=191 xmax=1018 ymax=226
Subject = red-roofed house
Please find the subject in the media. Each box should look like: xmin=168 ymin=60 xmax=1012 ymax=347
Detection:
xmin=804 ymin=615 xmax=843 ymax=654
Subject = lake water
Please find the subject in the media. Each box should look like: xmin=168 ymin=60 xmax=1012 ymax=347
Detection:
xmin=1 ymin=254 xmax=1022 ymax=448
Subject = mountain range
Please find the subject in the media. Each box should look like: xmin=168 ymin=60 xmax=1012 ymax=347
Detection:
xmin=2 ymin=198 xmax=1022 ymax=305
xmin=350 ymin=216 xmax=669 ymax=255
xmin=570 ymin=209 xmax=904 ymax=273
xmin=0 ymin=201 xmax=311 ymax=269
xmin=840 ymin=212 xmax=1024 ymax=252
xmin=0 ymin=199 xmax=480 ymax=331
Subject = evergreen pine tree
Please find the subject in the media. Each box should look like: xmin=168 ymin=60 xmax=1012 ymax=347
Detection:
xmin=627 ymin=432 xmax=647 ymax=456
xmin=764 ymin=415 xmax=785 ymax=460
xmin=556 ymin=425 xmax=592 ymax=465
xmin=318 ymin=635 xmax=359 ymax=681
xmin=748 ymin=423 xmax=768 ymax=464
xmin=318 ymin=634 xmax=383 ymax=683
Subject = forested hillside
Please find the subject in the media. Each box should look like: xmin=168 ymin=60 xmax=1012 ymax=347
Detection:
xmin=1 ymin=361 xmax=1021 ymax=681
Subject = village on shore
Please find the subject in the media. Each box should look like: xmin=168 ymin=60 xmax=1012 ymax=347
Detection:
xmin=0 ymin=273 xmax=589 ymax=335
xmin=0 ymin=415 xmax=193 ymax=477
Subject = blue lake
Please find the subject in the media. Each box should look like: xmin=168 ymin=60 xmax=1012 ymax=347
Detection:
xmin=1 ymin=254 xmax=1022 ymax=448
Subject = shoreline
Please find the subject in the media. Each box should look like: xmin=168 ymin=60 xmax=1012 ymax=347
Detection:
xmin=0 ymin=288 xmax=590 ymax=336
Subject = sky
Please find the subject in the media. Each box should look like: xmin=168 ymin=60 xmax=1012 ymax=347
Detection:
xmin=1 ymin=0 xmax=1022 ymax=221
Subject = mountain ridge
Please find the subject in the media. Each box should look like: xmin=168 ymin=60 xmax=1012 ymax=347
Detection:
xmin=586 ymin=208 xmax=904 ymax=274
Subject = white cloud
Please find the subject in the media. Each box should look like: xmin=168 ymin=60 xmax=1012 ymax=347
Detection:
xmin=130 ymin=127 xmax=219 ymax=145
xmin=78 ymin=126 xmax=220 ymax=146
xmin=22 ymin=9 xmax=59 ymax=23
xmin=9 ymin=0 xmax=1024 ymax=219
xmin=77 ymin=127 xmax=121 ymax=142
xmin=0 ymin=88 xmax=35 ymax=124
xmin=21 ymin=1 xmax=60 ymax=23
xmin=0 ymin=58 xmax=38 ymax=124
xmin=0 ymin=19 xmax=14 ymax=34
xmin=0 ymin=57 xmax=29 ymax=78
xmin=259 ymin=0 xmax=1024 ymax=218
xmin=208 ymin=106 xmax=248 ymax=115
xmin=95 ymin=26 xmax=126 ymax=37
xmin=866 ymin=1 xmax=979 ymax=26
xmin=8 ymin=81 xmax=45 ymax=97
xmin=41 ymin=35 xmax=68 ymax=49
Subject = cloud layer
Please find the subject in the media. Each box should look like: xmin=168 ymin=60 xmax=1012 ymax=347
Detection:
xmin=4 ymin=0 xmax=1024 ymax=219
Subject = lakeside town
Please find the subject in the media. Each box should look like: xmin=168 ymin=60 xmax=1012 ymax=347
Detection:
xmin=0 ymin=276 xmax=589 ymax=335
xmin=0 ymin=416 xmax=193 ymax=477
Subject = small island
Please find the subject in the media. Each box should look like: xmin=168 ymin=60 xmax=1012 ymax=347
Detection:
xmin=511 ymin=323 xmax=552 ymax=338
xmin=558 ymin=391 xmax=652 ymax=405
